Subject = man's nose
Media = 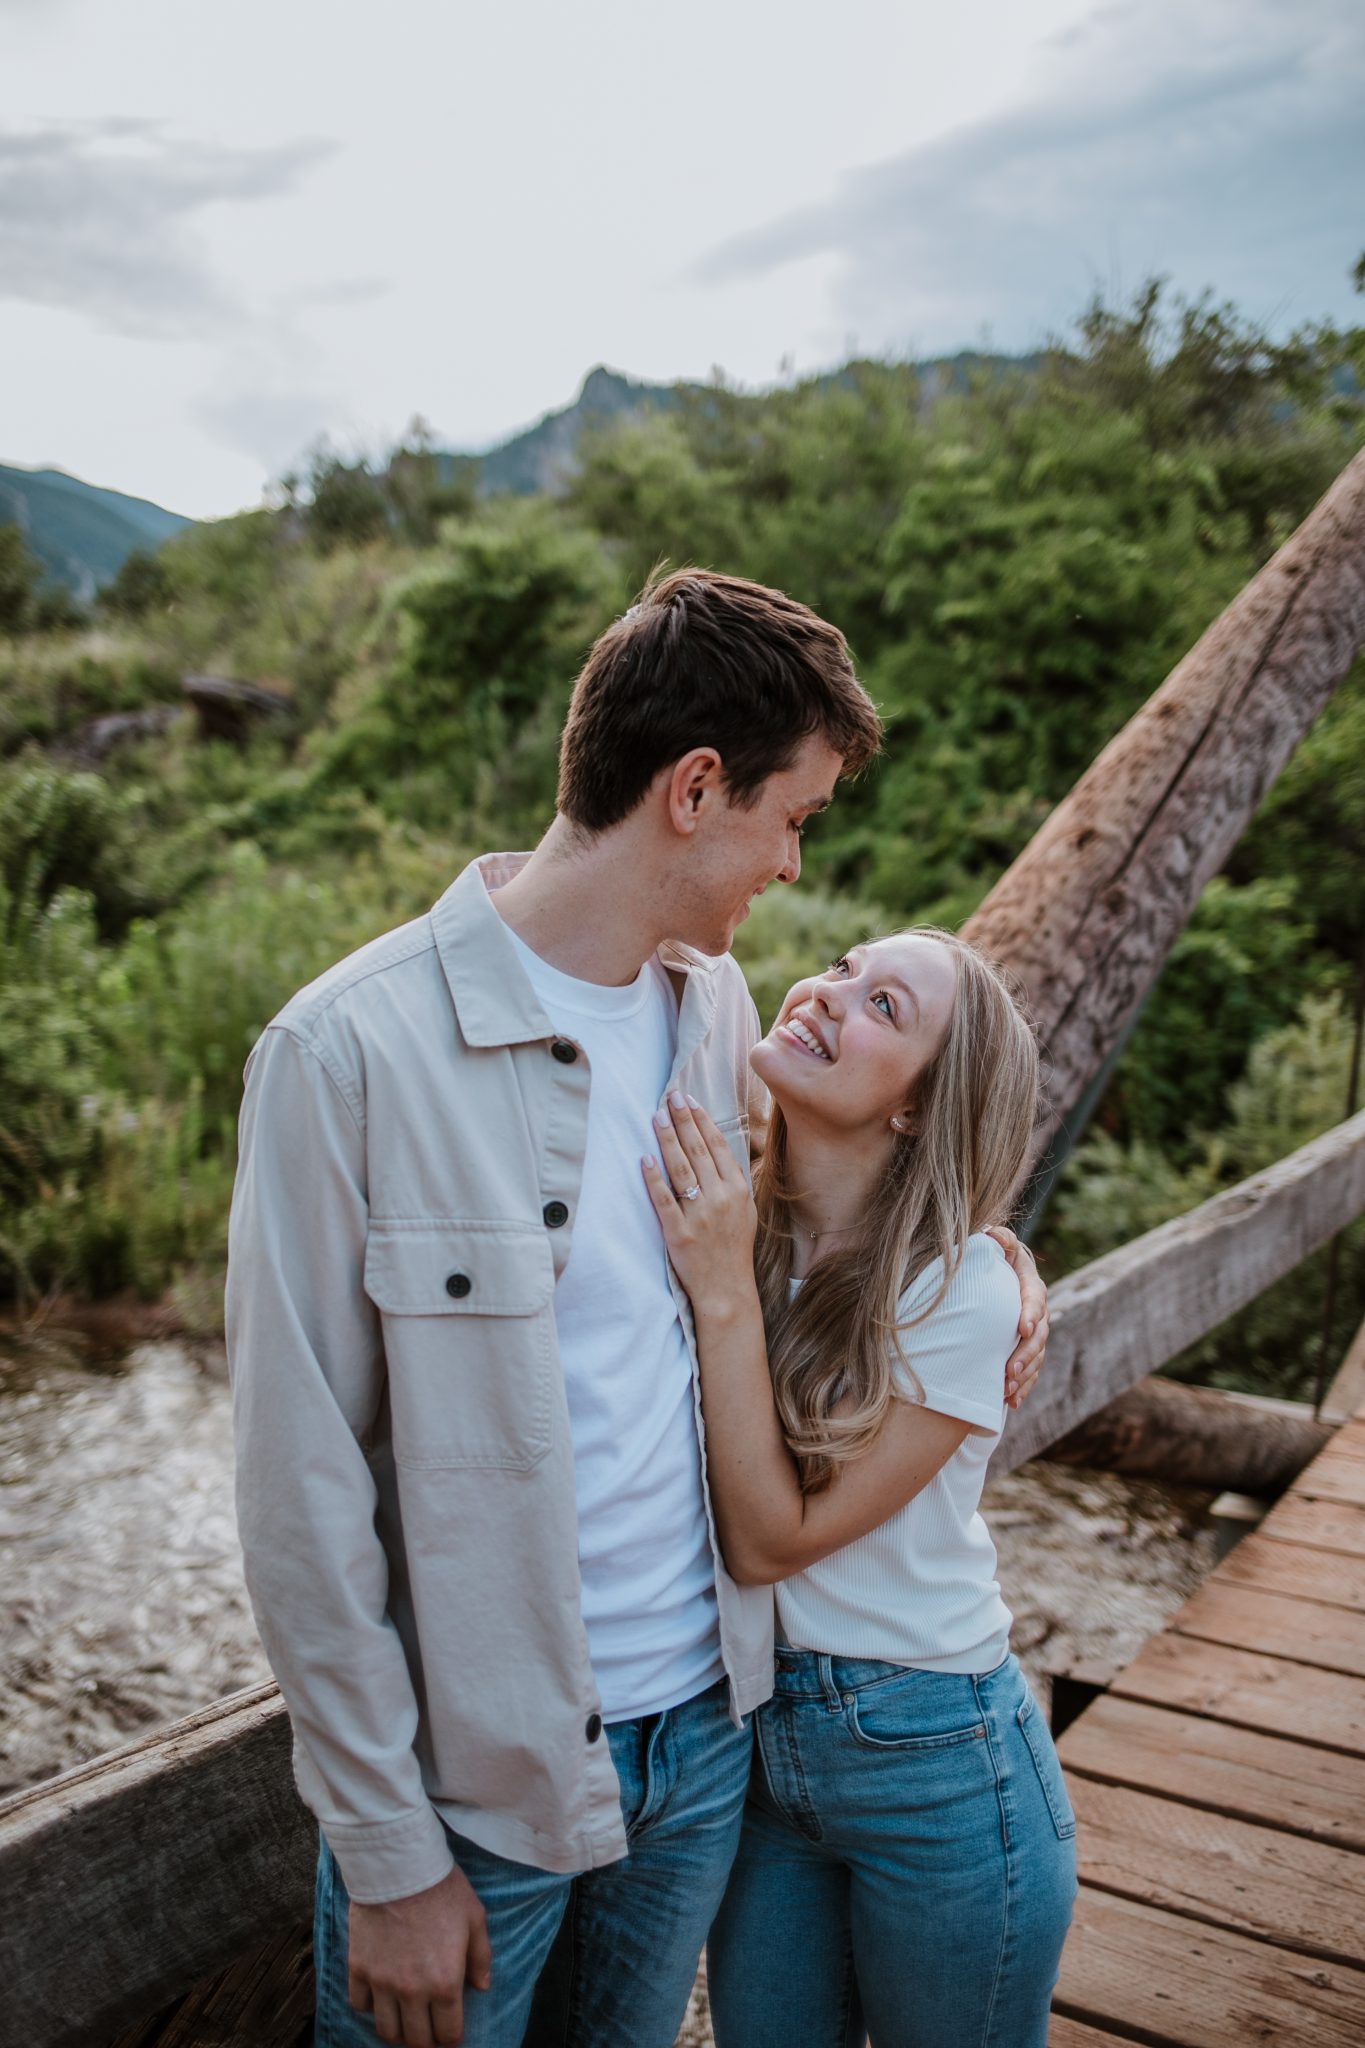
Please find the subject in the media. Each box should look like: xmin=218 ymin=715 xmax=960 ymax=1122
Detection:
xmin=777 ymin=833 xmax=801 ymax=885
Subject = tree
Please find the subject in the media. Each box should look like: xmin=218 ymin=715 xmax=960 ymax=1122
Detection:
xmin=0 ymin=521 xmax=43 ymax=634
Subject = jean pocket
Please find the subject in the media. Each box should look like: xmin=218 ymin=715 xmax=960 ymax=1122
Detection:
xmin=845 ymin=1671 xmax=989 ymax=1753
xmin=1017 ymin=1690 xmax=1077 ymax=1839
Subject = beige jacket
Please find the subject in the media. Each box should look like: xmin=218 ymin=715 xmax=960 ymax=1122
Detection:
xmin=226 ymin=853 xmax=774 ymax=1903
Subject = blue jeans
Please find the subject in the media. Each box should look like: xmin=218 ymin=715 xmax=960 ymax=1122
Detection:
xmin=313 ymin=1678 xmax=751 ymax=2048
xmin=708 ymin=1652 xmax=1077 ymax=2048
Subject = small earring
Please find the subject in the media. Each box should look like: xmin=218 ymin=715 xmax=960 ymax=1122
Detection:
xmin=890 ymin=1115 xmax=908 ymax=1134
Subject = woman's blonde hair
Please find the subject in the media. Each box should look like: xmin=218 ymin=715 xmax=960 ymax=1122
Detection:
xmin=754 ymin=929 xmax=1039 ymax=1494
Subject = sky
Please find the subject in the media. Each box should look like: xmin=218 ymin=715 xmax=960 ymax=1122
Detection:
xmin=2 ymin=0 xmax=1361 ymax=520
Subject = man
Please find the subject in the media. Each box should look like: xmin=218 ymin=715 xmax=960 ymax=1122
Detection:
xmin=227 ymin=571 xmax=1048 ymax=2048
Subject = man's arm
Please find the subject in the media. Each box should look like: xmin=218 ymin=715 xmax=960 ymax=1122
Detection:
xmin=985 ymin=1225 xmax=1049 ymax=1409
xmin=228 ymin=1026 xmax=491 ymax=2043
xmin=229 ymin=1024 xmax=450 ymax=1896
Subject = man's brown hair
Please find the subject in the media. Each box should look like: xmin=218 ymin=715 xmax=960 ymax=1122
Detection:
xmin=556 ymin=569 xmax=882 ymax=831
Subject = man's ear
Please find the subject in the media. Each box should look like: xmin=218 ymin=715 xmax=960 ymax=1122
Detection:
xmin=665 ymin=748 xmax=725 ymax=836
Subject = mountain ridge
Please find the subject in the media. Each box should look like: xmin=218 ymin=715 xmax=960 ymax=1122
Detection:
xmin=3 ymin=351 xmax=1033 ymax=596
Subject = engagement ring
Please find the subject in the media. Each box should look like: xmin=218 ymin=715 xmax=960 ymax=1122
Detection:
xmin=681 ymin=1185 xmax=701 ymax=1201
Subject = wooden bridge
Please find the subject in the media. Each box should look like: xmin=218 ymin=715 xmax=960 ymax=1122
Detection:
xmin=2 ymin=454 xmax=1364 ymax=2048
xmin=1051 ymin=1382 xmax=1365 ymax=2047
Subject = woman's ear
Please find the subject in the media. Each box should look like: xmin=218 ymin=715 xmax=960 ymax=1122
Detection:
xmin=889 ymin=1112 xmax=916 ymax=1136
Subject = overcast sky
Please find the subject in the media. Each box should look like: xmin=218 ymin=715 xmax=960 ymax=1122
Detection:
xmin=2 ymin=0 xmax=1361 ymax=519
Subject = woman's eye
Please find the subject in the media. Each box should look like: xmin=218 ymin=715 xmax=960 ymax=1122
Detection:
xmin=829 ymin=956 xmax=850 ymax=975
xmin=874 ymin=991 xmax=895 ymax=1019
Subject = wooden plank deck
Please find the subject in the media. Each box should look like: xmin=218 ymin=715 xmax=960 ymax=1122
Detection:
xmin=1052 ymin=1397 xmax=1365 ymax=2044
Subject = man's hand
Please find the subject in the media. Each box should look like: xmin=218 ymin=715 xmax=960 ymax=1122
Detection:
xmin=348 ymin=1864 xmax=492 ymax=2047
xmin=985 ymin=1225 xmax=1049 ymax=1411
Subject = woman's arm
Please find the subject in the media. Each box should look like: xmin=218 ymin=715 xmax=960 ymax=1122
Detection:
xmin=643 ymin=1096 xmax=974 ymax=1585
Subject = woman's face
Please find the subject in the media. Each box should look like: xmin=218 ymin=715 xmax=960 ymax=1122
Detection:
xmin=751 ymin=934 xmax=958 ymax=1134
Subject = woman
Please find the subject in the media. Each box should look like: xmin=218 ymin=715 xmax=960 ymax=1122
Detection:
xmin=642 ymin=929 xmax=1077 ymax=2048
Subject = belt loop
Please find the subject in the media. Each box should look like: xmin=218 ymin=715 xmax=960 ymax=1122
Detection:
xmin=817 ymin=1653 xmax=841 ymax=1710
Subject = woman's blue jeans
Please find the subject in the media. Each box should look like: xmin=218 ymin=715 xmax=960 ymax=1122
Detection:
xmin=707 ymin=1651 xmax=1077 ymax=2048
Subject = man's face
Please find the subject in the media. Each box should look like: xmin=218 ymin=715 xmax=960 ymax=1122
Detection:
xmin=676 ymin=734 xmax=844 ymax=956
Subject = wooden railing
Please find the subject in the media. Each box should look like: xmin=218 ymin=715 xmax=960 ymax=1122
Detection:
xmin=991 ymin=1107 xmax=1365 ymax=1476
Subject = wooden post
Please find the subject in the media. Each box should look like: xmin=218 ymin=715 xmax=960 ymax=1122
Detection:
xmin=964 ymin=446 xmax=1365 ymax=1172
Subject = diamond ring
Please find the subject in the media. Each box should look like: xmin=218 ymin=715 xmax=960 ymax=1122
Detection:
xmin=681 ymin=1185 xmax=701 ymax=1201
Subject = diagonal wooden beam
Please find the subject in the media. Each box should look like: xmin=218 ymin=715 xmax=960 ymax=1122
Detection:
xmin=964 ymin=446 xmax=1365 ymax=1173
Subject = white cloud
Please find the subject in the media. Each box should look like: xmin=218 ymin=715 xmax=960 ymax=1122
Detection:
xmin=694 ymin=0 xmax=1365 ymax=353
xmin=0 ymin=119 xmax=337 ymax=335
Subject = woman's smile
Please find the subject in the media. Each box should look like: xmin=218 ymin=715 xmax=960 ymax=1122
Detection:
xmin=777 ymin=1013 xmax=833 ymax=1061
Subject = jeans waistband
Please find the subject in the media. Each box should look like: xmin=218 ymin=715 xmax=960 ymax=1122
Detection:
xmin=770 ymin=1647 xmax=1016 ymax=1706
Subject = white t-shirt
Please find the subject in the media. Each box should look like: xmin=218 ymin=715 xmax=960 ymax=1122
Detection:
xmin=505 ymin=925 xmax=725 ymax=1721
xmin=776 ymin=1233 xmax=1018 ymax=1674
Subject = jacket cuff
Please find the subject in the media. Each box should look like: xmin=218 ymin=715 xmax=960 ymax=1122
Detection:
xmin=323 ymin=1802 xmax=456 ymax=1904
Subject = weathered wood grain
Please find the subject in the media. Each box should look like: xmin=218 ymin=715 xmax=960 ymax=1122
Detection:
xmin=1041 ymin=1373 xmax=1332 ymax=1490
xmin=990 ymin=1109 xmax=1365 ymax=1475
xmin=1215 ymin=1530 xmax=1365 ymax=1611
xmin=1058 ymin=1693 xmax=1365 ymax=1847
xmin=1321 ymin=1312 xmax=1365 ymax=1423
xmin=1110 ymin=1631 xmax=1365 ymax=1755
xmin=106 ymin=1925 xmax=312 ymax=2048
xmin=1070 ymin=1777 xmax=1365 ymax=1967
xmin=964 ymin=445 xmax=1365 ymax=1170
xmin=1046 ymin=2021 xmax=1135 ymax=2048
xmin=0 ymin=1684 xmax=312 ymax=2048
xmin=1055 ymin=1887 xmax=1365 ymax=2046
xmin=1259 ymin=1493 xmax=1365 ymax=1559
xmin=1299 ymin=1450 xmax=1365 ymax=1506
xmin=1172 ymin=1581 xmax=1365 ymax=1679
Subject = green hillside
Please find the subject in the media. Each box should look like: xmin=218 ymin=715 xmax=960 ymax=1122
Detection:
xmin=0 ymin=464 xmax=192 ymax=601
xmin=453 ymin=354 xmax=1037 ymax=499
xmin=0 ymin=353 xmax=1040 ymax=604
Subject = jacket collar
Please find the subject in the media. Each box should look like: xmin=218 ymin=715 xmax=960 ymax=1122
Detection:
xmin=431 ymin=852 xmax=723 ymax=1051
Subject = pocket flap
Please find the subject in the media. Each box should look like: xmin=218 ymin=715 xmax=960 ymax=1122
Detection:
xmin=364 ymin=1223 xmax=555 ymax=1315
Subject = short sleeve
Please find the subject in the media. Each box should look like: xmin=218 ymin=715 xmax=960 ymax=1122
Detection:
xmin=889 ymin=1234 xmax=1020 ymax=1438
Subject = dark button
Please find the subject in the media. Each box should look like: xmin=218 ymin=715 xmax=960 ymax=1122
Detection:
xmin=445 ymin=1272 xmax=472 ymax=1299
xmin=585 ymin=1712 xmax=603 ymax=1744
xmin=543 ymin=1200 xmax=569 ymax=1229
xmin=551 ymin=1038 xmax=579 ymax=1064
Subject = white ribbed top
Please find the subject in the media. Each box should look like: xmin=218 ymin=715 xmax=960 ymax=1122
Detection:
xmin=776 ymin=1233 xmax=1017 ymax=1674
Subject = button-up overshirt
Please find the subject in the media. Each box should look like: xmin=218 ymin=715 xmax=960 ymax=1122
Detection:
xmin=226 ymin=853 xmax=775 ymax=1902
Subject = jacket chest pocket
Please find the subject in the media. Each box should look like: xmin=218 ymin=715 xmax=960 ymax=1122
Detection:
xmin=363 ymin=1223 xmax=556 ymax=1471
